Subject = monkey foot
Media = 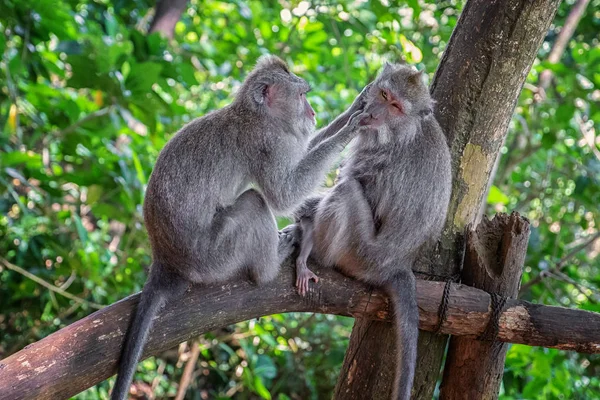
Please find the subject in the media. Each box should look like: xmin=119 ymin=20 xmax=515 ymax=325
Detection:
xmin=296 ymin=266 xmax=319 ymax=296
xmin=278 ymin=224 xmax=299 ymax=262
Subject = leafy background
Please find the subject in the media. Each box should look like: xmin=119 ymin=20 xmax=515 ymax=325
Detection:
xmin=1 ymin=0 xmax=599 ymax=399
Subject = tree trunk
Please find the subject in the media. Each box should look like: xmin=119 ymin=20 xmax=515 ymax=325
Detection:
xmin=148 ymin=0 xmax=188 ymax=39
xmin=2 ymin=261 xmax=599 ymax=400
xmin=439 ymin=212 xmax=530 ymax=399
xmin=334 ymin=0 xmax=561 ymax=399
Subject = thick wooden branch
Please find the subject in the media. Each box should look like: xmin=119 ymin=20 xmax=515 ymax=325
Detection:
xmin=1 ymin=261 xmax=599 ymax=400
xmin=148 ymin=0 xmax=188 ymax=39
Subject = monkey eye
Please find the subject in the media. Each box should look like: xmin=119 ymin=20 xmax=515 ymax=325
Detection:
xmin=381 ymin=90 xmax=388 ymax=100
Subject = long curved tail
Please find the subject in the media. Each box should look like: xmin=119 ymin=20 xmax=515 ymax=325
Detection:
xmin=111 ymin=265 xmax=185 ymax=400
xmin=386 ymin=269 xmax=419 ymax=400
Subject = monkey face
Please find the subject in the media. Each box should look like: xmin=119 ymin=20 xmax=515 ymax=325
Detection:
xmin=366 ymin=63 xmax=433 ymax=125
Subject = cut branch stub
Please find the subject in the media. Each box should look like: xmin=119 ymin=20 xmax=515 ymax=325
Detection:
xmin=440 ymin=212 xmax=530 ymax=400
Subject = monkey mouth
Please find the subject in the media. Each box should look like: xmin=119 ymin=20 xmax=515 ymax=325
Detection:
xmin=361 ymin=113 xmax=385 ymax=128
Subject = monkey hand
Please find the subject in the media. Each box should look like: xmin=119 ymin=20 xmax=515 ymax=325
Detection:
xmin=349 ymin=82 xmax=374 ymax=114
xmin=296 ymin=259 xmax=319 ymax=296
xmin=278 ymin=225 xmax=300 ymax=261
xmin=346 ymin=110 xmax=374 ymax=129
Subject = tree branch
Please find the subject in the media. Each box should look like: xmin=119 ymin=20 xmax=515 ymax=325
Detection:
xmin=538 ymin=0 xmax=590 ymax=93
xmin=174 ymin=339 xmax=200 ymax=400
xmin=520 ymin=231 xmax=600 ymax=293
xmin=0 ymin=258 xmax=105 ymax=309
xmin=1 ymin=260 xmax=599 ymax=400
xmin=148 ymin=0 xmax=188 ymax=39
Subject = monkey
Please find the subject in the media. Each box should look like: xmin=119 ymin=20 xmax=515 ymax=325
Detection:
xmin=110 ymin=55 xmax=371 ymax=400
xmin=293 ymin=63 xmax=452 ymax=399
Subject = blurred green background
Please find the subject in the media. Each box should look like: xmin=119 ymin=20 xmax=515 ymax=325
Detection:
xmin=1 ymin=0 xmax=599 ymax=398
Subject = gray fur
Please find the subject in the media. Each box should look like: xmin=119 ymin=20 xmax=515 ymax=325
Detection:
xmin=294 ymin=63 xmax=452 ymax=400
xmin=111 ymin=55 xmax=368 ymax=400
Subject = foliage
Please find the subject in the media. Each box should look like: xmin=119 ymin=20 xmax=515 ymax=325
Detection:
xmin=0 ymin=0 xmax=598 ymax=398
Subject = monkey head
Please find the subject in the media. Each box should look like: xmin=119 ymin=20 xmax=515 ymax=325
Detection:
xmin=360 ymin=63 xmax=434 ymax=140
xmin=236 ymin=55 xmax=316 ymax=132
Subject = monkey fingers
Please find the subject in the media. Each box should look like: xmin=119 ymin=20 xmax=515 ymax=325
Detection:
xmin=295 ymin=262 xmax=319 ymax=296
xmin=351 ymin=82 xmax=374 ymax=112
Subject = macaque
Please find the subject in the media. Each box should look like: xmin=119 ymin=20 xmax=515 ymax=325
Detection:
xmin=111 ymin=55 xmax=370 ymax=400
xmin=294 ymin=63 xmax=452 ymax=400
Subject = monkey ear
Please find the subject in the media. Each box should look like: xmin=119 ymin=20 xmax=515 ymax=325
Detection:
xmin=382 ymin=61 xmax=394 ymax=75
xmin=252 ymin=83 xmax=273 ymax=106
xmin=408 ymin=70 xmax=424 ymax=85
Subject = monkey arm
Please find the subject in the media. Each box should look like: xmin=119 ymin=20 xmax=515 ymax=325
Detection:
xmin=335 ymin=177 xmax=377 ymax=244
xmin=259 ymin=115 xmax=364 ymax=212
xmin=308 ymin=83 xmax=373 ymax=150
xmin=307 ymin=110 xmax=352 ymax=150
xmin=293 ymin=195 xmax=324 ymax=222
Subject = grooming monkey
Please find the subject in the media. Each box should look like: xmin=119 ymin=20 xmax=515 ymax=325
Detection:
xmin=111 ymin=55 xmax=371 ymax=400
xmin=294 ymin=63 xmax=452 ymax=399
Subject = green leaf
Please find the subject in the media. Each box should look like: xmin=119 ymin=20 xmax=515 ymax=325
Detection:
xmin=125 ymin=62 xmax=163 ymax=95
xmin=254 ymin=355 xmax=277 ymax=379
xmin=253 ymin=375 xmax=272 ymax=400
xmin=131 ymin=151 xmax=147 ymax=186
xmin=86 ymin=184 xmax=103 ymax=205
xmin=0 ymin=151 xmax=43 ymax=168
xmin=487 ymin=185 xmax=509 ymax=205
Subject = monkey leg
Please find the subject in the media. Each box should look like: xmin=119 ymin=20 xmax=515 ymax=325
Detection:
xmin=315 ymin=180 xmax=418 ymax=399
xmin=313 ymin=177 xmax=384 ymax=280
xmin=198 ymin=189 xmax=282 ymax=285
xmin=295 ymin=218 xmax=319 ymax=296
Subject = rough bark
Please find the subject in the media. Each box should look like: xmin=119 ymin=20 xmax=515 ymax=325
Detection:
xmin=148 ymin=0 xmax=188 ymax=39
xmin=1 ymin=260 xmax=599 ymax=400
xmin=439 ymin=212 xmax=530 ymax=400
xmin=334 ymin=1 xmax=561 ymax=398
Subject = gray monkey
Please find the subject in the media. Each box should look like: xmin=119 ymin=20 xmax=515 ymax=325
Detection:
xmin=294 ymin=63 xmax=452 ymax=400
xmin=111 ymin=55 xmax=370 ymax=400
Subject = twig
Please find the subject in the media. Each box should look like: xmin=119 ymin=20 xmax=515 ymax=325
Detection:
xmin=6 ymin=301 xmax=82 ymax=356
xmin=548 ymin=270 xmax=599 ymax=303
xmin=59 ymin=270 xmax=77 ymax=291
xmin=0 ymin=258 xmax=104 ymax=309
xmin=174 ymin=339 xmax=201 ymax=400
xmin=538 ymin=0 xmax=591 ymax=94
xmin=148 ymin=359 xmax=167 ymax=400
xmin=577 ymin=114 xmax=600 ymax=161
xmin=329 ymin=18 xmax=351 ymax=88
xmin=3 ymin=56 xmax=22 ymax=142
xmin=520 ymin=231 xmax=600 ymax=293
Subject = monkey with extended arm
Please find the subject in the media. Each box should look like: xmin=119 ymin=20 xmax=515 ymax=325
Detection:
xmin=111 ymin=55 xmax=370 ymax=400
xmin=294 ymin=63 xmax=452 ymax=399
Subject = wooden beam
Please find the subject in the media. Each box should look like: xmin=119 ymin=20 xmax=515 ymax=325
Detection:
xmin=1 ymin=260 xmax=599 ymax=400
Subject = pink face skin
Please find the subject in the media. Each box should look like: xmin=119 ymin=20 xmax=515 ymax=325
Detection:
xmin=362 ymin=87 xmax=405 ymax=127
xmin=301 ymin=91 xmax=316 ymax=123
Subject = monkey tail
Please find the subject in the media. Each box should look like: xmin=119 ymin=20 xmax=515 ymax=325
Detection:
xmin=111 ymin=264 xmax=186 ymax=400
xmin=386 ymin=269 xmax=419 ymax=400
